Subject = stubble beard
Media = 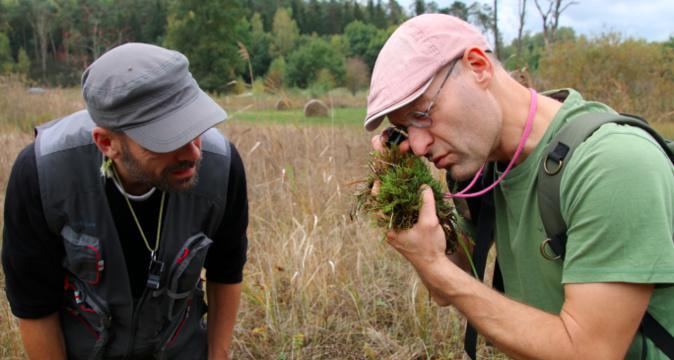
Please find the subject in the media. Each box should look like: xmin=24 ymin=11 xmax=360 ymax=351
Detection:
xmin=120 ymin=142 xmax=200 ymax=193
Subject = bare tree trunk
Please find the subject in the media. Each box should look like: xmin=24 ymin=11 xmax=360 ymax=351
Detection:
xmin=33 ymin=11 xmax=49 ymax=83
xmin=534 ymin=0 xmax=576 ymax=49
xmin=492 ymin=0 xmax=500 ymax=59
xmin=63 ymin=30 xmax=70 ymax=65
xmin=533 ymin=0 xmax=552 ymax=48
xmin=27 ymin=1 xmax=52 ymax=83
xmin=49 ymin=31 xmax=57 ymax=60
xmin=516 ymin=0 xmax=527 ymax=60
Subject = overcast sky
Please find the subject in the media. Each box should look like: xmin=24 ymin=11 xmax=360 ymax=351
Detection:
xmin=397 ymin=0 xmax=674 ymax=44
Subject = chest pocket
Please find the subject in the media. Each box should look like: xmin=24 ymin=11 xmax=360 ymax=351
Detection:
xmin=61 ymin=225 xmax=105 ymax=285
xmin=133 ymin=232 xmax=213 ymax=355
xmin=164 ymin=232 xmax=213 ymax=320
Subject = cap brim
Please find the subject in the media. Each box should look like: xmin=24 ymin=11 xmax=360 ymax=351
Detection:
xmin=364 ymin=78 xmax=433 ymax=132
xmin=124 ymin=90 xmax=227 ymax=153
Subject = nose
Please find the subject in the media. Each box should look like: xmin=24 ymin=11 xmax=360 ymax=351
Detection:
xmin=176 ymin=137 xmax=201 ymax=162
xmin=407 ymin=127 xmax=433 ymax=157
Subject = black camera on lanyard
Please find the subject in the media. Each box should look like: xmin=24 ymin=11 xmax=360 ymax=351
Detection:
xmin=383 ymin=126 xmax=408 ymax=148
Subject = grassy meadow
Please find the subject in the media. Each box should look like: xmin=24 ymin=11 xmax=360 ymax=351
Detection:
xmin=1 ymin=75 xmax=673 ymax=360
xmin=0 ymin=78 xmax=502 ymax=360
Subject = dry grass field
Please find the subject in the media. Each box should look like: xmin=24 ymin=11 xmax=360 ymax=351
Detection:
xmin=2 ymin=76 xmax=671 ymax=359
xmin=0 ymin=78 xmax=506 ymax=359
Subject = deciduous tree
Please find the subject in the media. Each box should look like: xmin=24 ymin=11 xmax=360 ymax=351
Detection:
xmin=285 ymin=36 xmax=345 ymax=88
xmin=534 ymin=0 xmax=577 ymax=48
xmin=165 ymin=0 xmax=246 ymax=93
xmin=269 ymin=7 xmax=299 ymax=58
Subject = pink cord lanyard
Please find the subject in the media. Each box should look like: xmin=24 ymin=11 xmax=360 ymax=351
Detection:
xmin=444 ymin=88 xmax=538 ymax=199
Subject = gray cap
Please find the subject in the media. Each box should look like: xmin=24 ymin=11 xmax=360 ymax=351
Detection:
xmin=82 ymin=42 xmax=227 ymax=153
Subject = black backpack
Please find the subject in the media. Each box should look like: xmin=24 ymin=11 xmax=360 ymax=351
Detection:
xmin=459 ymin=112 xmax=674 ymax=359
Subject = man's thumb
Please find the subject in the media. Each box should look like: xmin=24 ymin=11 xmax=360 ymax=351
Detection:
xmin=419 ymin=185 xmax=437 ymax=221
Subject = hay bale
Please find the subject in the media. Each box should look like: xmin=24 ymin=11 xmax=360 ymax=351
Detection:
xmin=275 ymin=98 xmax=292 ymax=110
xmin=303 ymin=99 xmax=329 ymax=117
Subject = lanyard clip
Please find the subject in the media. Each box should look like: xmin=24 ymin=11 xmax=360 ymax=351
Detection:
xmin=146 ymin=255 xmax=164 ymax=290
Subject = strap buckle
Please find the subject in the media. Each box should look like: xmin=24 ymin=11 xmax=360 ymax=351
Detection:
xmin=540 ymin=238 xmax=562 ymax=261
xmin=543 ymin=156 xmax=564 ymax=175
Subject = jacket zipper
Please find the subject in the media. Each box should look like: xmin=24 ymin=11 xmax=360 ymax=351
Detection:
xmin=125 ymin=287 xmax=149 ymax=356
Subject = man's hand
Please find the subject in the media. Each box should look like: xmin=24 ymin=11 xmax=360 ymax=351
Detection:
xmin=384 ymin=185 xmax=457 ymax=306
xmin=385 ymin=186 xmax=447 ymax=267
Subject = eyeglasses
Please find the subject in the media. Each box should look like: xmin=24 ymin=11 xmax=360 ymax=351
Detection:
xmin=400 ymin=57 xmax=461 ymax=130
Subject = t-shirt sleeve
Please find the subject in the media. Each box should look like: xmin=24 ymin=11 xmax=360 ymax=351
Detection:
xmin=204 ymin=142 xmax=248 ymax=284
xmin=2 ymin=143 xmax=66 ymax=318
xmin=560 ymin=124 xmax=674 ymax=284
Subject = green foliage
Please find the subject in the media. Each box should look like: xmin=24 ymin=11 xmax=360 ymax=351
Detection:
xmin=353 ymin=146 xmax=460 ymax=253
xmin=414 ymin=0 xmax=425 ymax=15
xmin=538 ymin=33 xmax=674 ymax=122
xmin=247 ymin=13 xmax=272 ymax=81
xmin=444 ymin=1 xmax=469 ymax=19
xmin=344 ymin=21 xmax=376 ymax=59
xmin=387 ymin=0 xmax=405 ymax=24
xmin=285 ymin=36 xmax=345 ymax=88
xmin=329 ymin=34 xmax=348 ymax=56
xmin=366 ymin=0 xmax=387 ymax=29
xmin=308 ymin=68 xmax=336 ymax=96
xmin=501 ymin=27 xmax=576 ymax=71
xmin=165 ymin=0 xmax=246 ymax=93
xmin=0 ymin=0 xmax=409 ymax=86
xmin=501 ymin=32 xmax=545 ymax=71
xmin=15 ymin=47 xmax=30 ymax=75
xmin=265 ymin=56 xmax=286 ymax=91
xmin=0 ymin=31 xmax=13 ymax=74
xmin=343 ymin=20 xmax=390 ymax=71
xmin=665 ymin=36 xmax=674 ymax=51
xmin=269 ymin=7 xmax=299 ymax=59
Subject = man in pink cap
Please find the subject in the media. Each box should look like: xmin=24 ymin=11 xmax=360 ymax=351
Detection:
xmin=366 ymin=14 xmax=674 ymax=359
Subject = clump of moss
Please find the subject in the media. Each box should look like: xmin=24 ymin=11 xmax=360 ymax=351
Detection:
xmin=352 ymin=145 xmax=460 ymax=254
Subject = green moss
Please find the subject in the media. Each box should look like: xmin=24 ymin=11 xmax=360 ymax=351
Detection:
xmin=353 ymin=146 xmax=460 ymax=253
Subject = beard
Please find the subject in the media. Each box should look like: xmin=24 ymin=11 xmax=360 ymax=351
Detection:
xmin=120 ymin=141 xmax=200 ymax=192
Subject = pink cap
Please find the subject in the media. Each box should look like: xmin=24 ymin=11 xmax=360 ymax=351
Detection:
xmin=364 ymin=14 xmax=491 ymax=131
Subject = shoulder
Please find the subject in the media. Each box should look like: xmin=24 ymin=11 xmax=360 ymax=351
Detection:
xmin=9 ymin=142 xmax=38 ymax=185
xmin=227 ymin=142 xmax=245 ymax=176
xmin=571 ymin=123 xmax=671 ymax=176
xmin=201 ymin=128 xmax=231 ymax=157
xmin=558 ymin=121 xmax=673 ymax=234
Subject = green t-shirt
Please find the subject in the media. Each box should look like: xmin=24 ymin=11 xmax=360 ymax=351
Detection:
xmin=491 ymin=89 xmax=674 ymax=358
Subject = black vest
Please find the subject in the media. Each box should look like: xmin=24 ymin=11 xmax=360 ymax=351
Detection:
xmin=35 ymin=110 xmax=231 ymax=359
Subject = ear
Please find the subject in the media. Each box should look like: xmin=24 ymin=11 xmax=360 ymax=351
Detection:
xmin=462 ymin=47 xmax=494 ymax=87
xmin=92 ymin=127 xmax=123 ymax=159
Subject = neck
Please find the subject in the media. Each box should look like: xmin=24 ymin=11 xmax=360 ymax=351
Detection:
xmin=495 ymin=81 xmax=562 ymax=164
xmin=112 ymin=159 xmax=153 ymax=195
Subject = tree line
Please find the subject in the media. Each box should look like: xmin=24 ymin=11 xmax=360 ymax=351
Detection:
xmin=0 ymin=0 xmax=671 ymax=97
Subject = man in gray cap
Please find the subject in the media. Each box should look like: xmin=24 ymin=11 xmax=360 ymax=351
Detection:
xmin=2 ymin=43 xmax=248 ymax=359
xmin=366 ymin=14 xmax=674 ymax=359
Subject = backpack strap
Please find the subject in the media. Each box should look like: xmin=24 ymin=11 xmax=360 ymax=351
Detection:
xmin=538 ymin=112 xmax=674 ymax=260
xmin=537 ymin=112 xmax=674 ymax=358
